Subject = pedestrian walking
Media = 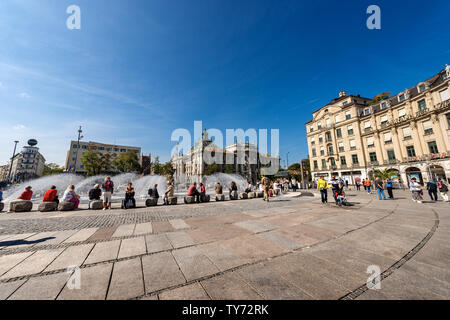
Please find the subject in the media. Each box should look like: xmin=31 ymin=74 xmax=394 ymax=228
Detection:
xmin=426 ymin=179 xmax=438 ymax=201
xmin=356 ymin=179 xmax=361 ymax=191
xmin=375 ymin=177 xmax=386 ymax=200
xmin=385 ymin=178 xmax=394 ymax=199
xmin=317 ymin=176 xmax=330 ymax=204
xmin=409 ymin=178 xmax=423 ymax=203
xmin=438 ymin=180 xmax=449 ymax=202
xmin=261 ymin=176 xmax=271 ymax=202
xmin=364 ymin=178 xmax=372 ymax=194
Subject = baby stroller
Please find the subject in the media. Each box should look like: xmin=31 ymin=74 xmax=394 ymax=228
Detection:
xmin=334 ymin=190 xmax=349 ymax=207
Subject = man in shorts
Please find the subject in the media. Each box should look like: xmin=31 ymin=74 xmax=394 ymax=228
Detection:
xmin=102 ymin=176 xmax=114 ymax=210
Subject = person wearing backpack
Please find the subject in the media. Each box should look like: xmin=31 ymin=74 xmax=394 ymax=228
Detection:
xmin=102 ymin=176 xmax=114 ymax=210
xmin=438 ymin=179 xmax=448 ymax=202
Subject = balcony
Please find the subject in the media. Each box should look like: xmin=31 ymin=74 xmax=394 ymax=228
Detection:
xmin=327 ymin=152 xmax=335 ymax=156
xmin=416 ymin=109 xmax=428 ymax=117
xmin=350 ymin=147 xmax=357 ymax=151
xmin=385 ymin=140 xmax=393 ymax=145
xmin=403 ymin=136 xmax=412 ymax=141
xmin=370 ymin=161 xmax=379 ymax=166
xmin=380 ymin=121 xmax=389 ymax=128
xmin=384 ymin=159 xmax=398 ymax=165
xmin=364 ymin=128 xmax=372 ymax=133
xmin=340 ymin=164 xmax=347 ymax=169
xmin=368 ymin=144 xmax=375 ymax=148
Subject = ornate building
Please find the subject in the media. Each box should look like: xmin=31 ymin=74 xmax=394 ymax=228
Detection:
xmin=306 ymin=65 xmax=450 ymax=185
xmin=171 ymin=130 xmax=279 ymax=185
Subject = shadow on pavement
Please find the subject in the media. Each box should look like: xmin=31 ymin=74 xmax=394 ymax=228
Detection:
xmin=0 ymin=237 xmax=55 ymax=248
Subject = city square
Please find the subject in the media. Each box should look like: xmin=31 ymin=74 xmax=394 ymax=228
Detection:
xmin=0 ymin=189 xmax=449 ymax=300
xmin=1 ymin=0 xmax=450 ymax=308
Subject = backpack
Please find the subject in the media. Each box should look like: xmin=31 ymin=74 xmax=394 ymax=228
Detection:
xmin=104 ymin=180 xmax=113 ymax=191
xmin=148 ymin=188 xmax=153 ymax=197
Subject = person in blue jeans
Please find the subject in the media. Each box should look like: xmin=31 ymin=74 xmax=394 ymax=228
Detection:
xmin=385 ymin=178 xmax=394 ymax=199
xmin=426 ymin=179 xmax=438 ymax=201
xmin=375 ymin=177 xmax=386 ymax=200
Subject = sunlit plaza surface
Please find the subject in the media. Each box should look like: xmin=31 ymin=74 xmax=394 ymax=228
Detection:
xmin=0 ymin=190 xmax=449 ymax=300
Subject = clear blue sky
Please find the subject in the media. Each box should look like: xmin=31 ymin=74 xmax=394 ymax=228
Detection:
xmin=1 ymin=0 xmax=449 ymax=167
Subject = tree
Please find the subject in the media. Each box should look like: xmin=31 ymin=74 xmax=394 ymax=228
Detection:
xmin=81 ymin=151 xmax=102 ymax=176
xmin=225 ymin=164 xmax=235 ymax=174
xmin=204 ymin=164 xmax=221 ymax=176
xmin=374 ymin=169 xmax=396 ymax=180
xmin=152 ymin=156 xmax=163 ymax=175
xmin=112 ymin=151 xmax=141 ymax=173
xmin=288 ymin=163 xmax=300 ymax=171
xmin=161 ymin=162 xmax=175 ymax=178
xmin=42 ymin=163 xmax=64 ymax=176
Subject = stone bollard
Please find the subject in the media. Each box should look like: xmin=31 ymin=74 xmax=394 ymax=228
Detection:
xmin=58 ymin=201 xmax=76 ymax=212
xmin=145 ymin=197 xmax=158 ymax=207
xmin=9 ymin=200 xmax=33 ymax=213
xmin=257 ymin=192 xmax=264 ymax=198
xmin=248 ymin=192 xmax=256 ymax=199
xmin=167 ymin=197 xmax=177 ymax=205
xmin=90 ymin=200 xmax=103 ymax=210
xmin=38 ymin=202 xmax=57 ymax=212
xmin=0 ymin=202 xmax=4 ymax=212
xmin=201 ymin=195 xmax=210 ymax=203
xmin=184 ymin=196 xmax=196 ymax=204
xmin=215 ymin=194 xmax=225 ymax=201
xmin=239 ymin=193 xmax=248 ymax=200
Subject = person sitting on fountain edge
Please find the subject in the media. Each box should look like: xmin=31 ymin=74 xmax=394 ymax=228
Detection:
xmin=123 ymin=183 xmax=136 ymax=209
xmin=148 ymin=184 xmax=159 ymax=199
xmin=18 ymin=186 xmax=33 ymax=201
xmin=245 ymin=181 xmax=253 ymax=193
xmin=164 ymin=182 xmax=174 ymax=205
xmin=187 ymin=183 xmax=201 ymax=203
xmin=88 ymin=184 xmax=102 ymax=209
xmin=229 ymin=181 xmax=238 ymax=200
xmin=43 ymin=186 xmax=59 ymax=205
xmin=62 ymin=185 xmax=80 ymax=209
xmin=215 ymin=183 xmax=223 ymax=195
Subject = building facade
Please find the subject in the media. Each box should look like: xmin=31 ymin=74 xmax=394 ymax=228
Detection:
xmin=65 ymin=141 xmax=142 ymax=174
xmin=306 ymin=65 xmax=450 ymax=185
xmin=171 ymin=130 xmax=279 ymax=185
xmin=5 ymin=145 xmax=46 ymax=182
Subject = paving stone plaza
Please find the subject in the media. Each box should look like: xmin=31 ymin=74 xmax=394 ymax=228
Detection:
xmin=0 ymin=190 xmax=449 ymax=300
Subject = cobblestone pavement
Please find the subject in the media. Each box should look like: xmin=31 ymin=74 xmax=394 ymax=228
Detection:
xmin=0 ymin=190 xmax=449 ymax=300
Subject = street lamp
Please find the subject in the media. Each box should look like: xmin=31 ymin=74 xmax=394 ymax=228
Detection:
xmin=286 ymin=152 xmax=290 ymax=170
xmin=73 ymin=126 xmax=83 ymax=174
xmin=7 ymin=141 xmax=19 ymax=183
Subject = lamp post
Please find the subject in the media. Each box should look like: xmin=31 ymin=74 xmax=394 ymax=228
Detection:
xmin=73 ymin=126 xmax=83 ymax=174
xmin=8 ymin=141 xmax=19 ymax=183
xmin=286 ymin=152 xmax=290 ymax=170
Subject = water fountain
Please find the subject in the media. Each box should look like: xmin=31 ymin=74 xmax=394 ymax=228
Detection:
xmin=2 ymin=172 xmax=250 ymax=204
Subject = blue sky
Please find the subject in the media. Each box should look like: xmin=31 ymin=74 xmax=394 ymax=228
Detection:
xmin=1 ymin=0 xmax=449 ymax=167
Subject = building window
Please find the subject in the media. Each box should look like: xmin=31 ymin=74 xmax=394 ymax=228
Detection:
xmin=328 ymin=145 xmax=334 ymax=155
xmin=428 ymin=141 xmax=439 ymax=154
xmin=338 ymin=142 xmax=344 ymax=152
xmin=320 ymin=147 xmax=325 ymax=156
xmin=120 ymin=149 xmax=126 ymax=152
xmin=99 ymin=147 xmax=105 ymax=151
xmin=381 ymin=102 xmax=388 ymax=109
xmin=345 ymin=112 xmax=351 ymax=120
xmin=317 ymin=123 xmax=322 ymax=130
xmin=347 ymin=126 xmax=354 ymax=135
xmin=402 ymin=127 xmax=412 ymax=140
xmin=406 ymin=146 xmax=416 ymax=157
xmin=312 ymin=148 xmax=316 ymax=157
xmin=367 ymin=137 xmax=375 ymax=148
xmin=319 ymin=136 xmax=323 ymax=143
xmin=446 ymin=113 xmax=450 ymax=128
xmin=418 ymin=99 xmax=427 ymax=111
xmin=335 ymin=115 xmax=340 ymax=123
xmin=350 ymin=139 xmax=356 ymax=150
xmin=321 ymin=159 xmax=326 ymax=168
xmin=418 ymin=84 xmax=426 ymax=93
xmin=340 ymin=156 xmax=347 ymax=165
xmin=343 ymin=101 xmax=348 ymax=106
xmin=310 ymin=126 xmax=314 ymax=133
xmin=369 ymin=152 xmax=377 ymax=163
xmin=423 ymin=120 xmax=433 ymax=135
xmin=326 ymin=132 xmax=332 ymax=141
xmin=384 ymin=132 xmax=392 ymax=144
xmin=440 ymin=89 xmax=450 ymax=102
xmin=330 ymin=158 xmax=336 ymax=167
xmin=311 ymin=138 xmax=315 ymax=145
xmin=336 ymin=128 xmax=342 ymax=138
xmin=352 ymin=154 xmax=359 ymax=165
xmin=313 ymin=161 xmax=318 ymax=170
xmin=398 ymin=108 xmax=406 ymax=118
xmin=364 ymin=108 xmax=370 ymax=115
xmin=399 ymin=94 xmax=406 ymax=102
xmin=72 ymin=145 xmax=78 ymax=149
xmin=82 ymin=145 xmax=87 ymax=150
xmin=387 ymin=150 xmax=396 ymax=161
xmin=380 ymin=115 xmax=388 ymax=126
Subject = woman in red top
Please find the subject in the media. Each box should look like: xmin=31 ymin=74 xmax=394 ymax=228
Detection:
xmin=43 ymin=186 xmax=59 ymax=204
xmin=18 ymin=186 xmax=33 ymax=201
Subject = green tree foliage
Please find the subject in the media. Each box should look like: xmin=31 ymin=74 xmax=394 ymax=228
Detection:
xmin=112 ymin=151 xmax=141 ymax=173
xmin=152 ymin=156 xmax=163 ymax=175
xmin=42 ymin=163 xmax=64 ymax=176
xmin=374 ymin=169 xmax=396 ymax=180
xmin=204 ymin=164 xmax=221 ymax=176
xmin=225 ymin=164 xmax=235 ymax=174
xmin=81 ymin=151 xmax=102 ymax=176
xmin=162 ymin=162 xmax=175 ymax=178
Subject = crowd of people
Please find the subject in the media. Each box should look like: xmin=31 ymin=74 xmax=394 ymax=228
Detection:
xmin=315 ymin=175 xmax=449 ymax=206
